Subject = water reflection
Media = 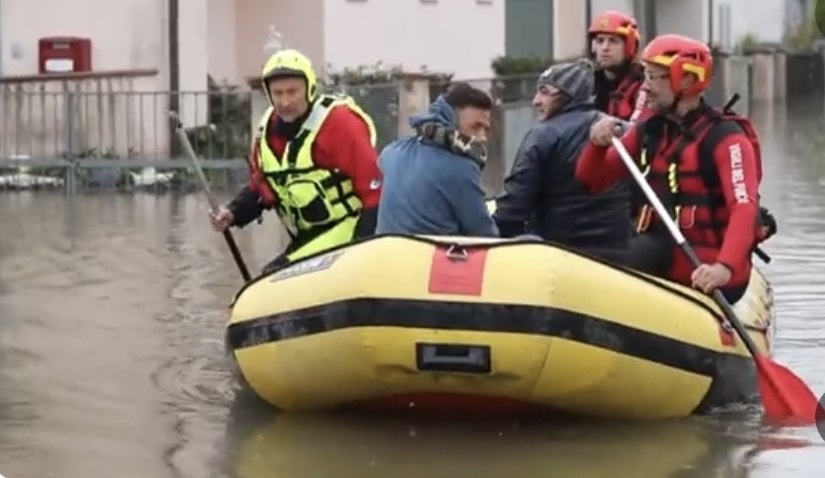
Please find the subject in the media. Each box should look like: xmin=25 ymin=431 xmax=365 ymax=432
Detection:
xmin=221 ymin=394 xmax=778 ymax=478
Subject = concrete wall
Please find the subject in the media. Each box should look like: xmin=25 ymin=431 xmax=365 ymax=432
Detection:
xmin=0 ymin=0 xmax=501 ymax=93
xmin=724 ymin=0 xmax=787 ymax=44
xmin=0 ymin=0 xmax=170 ymax=80
xmin=553 ymin=1 xmax=587 ymax=60
xmin=655 ymin=0 xmax=709 ymax=42
xmin=221 ymin=0 xmax=507 ymax=81
xmin=232 ymin=0 xmax=324 ymax=83
xmin=0 ymin=0 xmax=221 ymax=129
xmin=590 ymin=0 xmax=635 ymax=18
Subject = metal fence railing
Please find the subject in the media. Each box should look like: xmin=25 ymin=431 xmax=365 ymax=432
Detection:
xmin=0 ymin=75 xmax=540 ymax=194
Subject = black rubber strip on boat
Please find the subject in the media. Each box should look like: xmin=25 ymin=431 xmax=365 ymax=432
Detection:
xmin=225 ymin=298 xmax=753 ymax=378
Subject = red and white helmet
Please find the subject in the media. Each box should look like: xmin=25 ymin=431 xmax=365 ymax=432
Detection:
xmin=641 ymin=34 xmax=713 ymax=96
xmin=587 ymin=11 xmax=641 ymax=60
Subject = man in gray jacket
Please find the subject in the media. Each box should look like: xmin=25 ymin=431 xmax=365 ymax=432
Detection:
xmin=493 ymin=59 xmax=632 ymax=264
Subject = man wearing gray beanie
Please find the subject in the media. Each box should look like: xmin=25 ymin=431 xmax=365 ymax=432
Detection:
xmin=492 ymin=58 xmax=632 ymax=264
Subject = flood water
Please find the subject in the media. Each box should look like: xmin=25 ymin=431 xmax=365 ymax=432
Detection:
xmin=1 ymin=101 xmax=824 ymax=478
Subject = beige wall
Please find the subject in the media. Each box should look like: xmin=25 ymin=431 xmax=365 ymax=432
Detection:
xmin=2 ymin=0 xmax=724 ymax=87
xmin=179 ymin=0 xmax=209 ymax=126
xmin=589 ymin=0 xmax=635 ymax=19
xmin=324 ymin=0 xmax=504 ymax=80
xmin=0 ymin=0 xmax=330 ymax=159
xmin=553 ymin=0 xmax=587 ymax=60
xmin=232 ymin=0 xmax=324 ymax=84
xmin=656 ymin=0 xmax=709 ymax=43
xmin=208 ymin=0 xmax=240 ymax=85
xmin=0 ymin=0 xmax=168 ymax=78
xmin=1 ymin=0 xmax=509 ymax=89
xmin=0 ymin=0 xmax=174 ymax=157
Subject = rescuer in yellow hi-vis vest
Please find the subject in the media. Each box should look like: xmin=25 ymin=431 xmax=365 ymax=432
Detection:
xmin=209 ymin=49 xmax=383 ymax=275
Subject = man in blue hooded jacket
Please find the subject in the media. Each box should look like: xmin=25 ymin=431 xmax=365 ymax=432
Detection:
xmin=376 ymin=82 xmax=499 ymax=237
xmin=493 ymin=59 xmax=631 ymax=263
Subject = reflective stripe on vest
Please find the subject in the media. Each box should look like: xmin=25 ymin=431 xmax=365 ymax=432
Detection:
xmin=634 ymin=115 xmax=727 ymax=248
xmin=257 ymin=94 xmax=377 ymax=236
xmin=628 ymin=133 xmax=652 ymax=219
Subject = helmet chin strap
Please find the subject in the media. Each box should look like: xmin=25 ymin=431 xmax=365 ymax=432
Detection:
xmin=666 ymin=90 xmax=684 ymax=119
xmin=668 ymin=94 xmax=681 ymax=113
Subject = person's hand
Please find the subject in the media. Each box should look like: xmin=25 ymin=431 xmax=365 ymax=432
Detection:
xmin=209 ymin=206 xmax=234 ymax=232
xmin=590 ymin=117 xmax=624 ymax=146
xmin=690 ymin=263 xmax=732 ymax=293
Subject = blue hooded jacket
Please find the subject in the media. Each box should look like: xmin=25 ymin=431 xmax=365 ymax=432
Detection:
xmin=375 ymin=96 xmax=498 ymax=237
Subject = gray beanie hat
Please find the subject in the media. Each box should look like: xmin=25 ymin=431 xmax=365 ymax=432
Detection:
xmin=536 ymin=58 xmax=595 ymax=102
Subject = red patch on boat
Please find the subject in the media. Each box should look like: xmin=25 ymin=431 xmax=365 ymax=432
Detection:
xmin=427 ymin=246 xmax=487 ymax=296
xmin=719 ymin=325 xmax=735 ymax=347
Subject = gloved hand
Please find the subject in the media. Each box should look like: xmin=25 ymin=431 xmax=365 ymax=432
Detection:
xmin=758 ymin=206 xmax=777 ymax=242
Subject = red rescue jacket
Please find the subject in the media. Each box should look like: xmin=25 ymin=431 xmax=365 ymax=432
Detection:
xmin=606 ymin=68 xmax=647 ymax=122
xmin=247 ymin=137 xmax=277 ymax=207
xmin=636 ymin=105 xmax=763 ymax=287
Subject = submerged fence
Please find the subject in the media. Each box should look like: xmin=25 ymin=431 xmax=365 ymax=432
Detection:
xmin=0 ymin=75 xmax=539 ymax=194
xmin=0 ymin=86 xmax=372 ymax=193
xmin=0 ymin=49 xmax=818 ymax=194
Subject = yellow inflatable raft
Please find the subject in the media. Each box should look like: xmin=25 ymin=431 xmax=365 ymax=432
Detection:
xmin=225 ymin=234 xmax=774 ymax=420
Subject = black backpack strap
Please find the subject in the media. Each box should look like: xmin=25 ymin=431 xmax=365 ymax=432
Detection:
xmin=697 ymin=119 xmax=745 ymax=189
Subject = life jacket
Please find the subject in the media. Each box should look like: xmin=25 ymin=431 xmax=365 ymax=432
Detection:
xmin=607 ymin=66 xmax=646 ymax=122
xmin=247 ymin=138 xmax=273 ymax=205
xmin=248 ymin=94 xmax=377 ymax=239
xmin=633 ymin=102 xmax=763 ymax=254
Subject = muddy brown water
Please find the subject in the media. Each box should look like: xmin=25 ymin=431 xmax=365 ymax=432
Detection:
xmin=1 ymin=102 xmax=824 ymax=478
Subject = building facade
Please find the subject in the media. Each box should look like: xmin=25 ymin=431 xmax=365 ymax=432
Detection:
xmin=0 ymin=0 xmax=505 ymax=85
xmin=505 ymin=0 xmax=719 ymax=61
xmin=0 ymin=0 xmax=742 ymax=88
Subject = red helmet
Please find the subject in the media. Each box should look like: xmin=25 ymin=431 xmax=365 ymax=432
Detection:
xmin=641 ymin=34 xmax=713 ymax=96
xmin=588 ymin=11 xmax=640 ymax=59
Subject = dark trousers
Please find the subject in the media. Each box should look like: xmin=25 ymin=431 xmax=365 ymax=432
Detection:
xmin=627 ymin=231 xmax=748 ymax=304
xmin=515 ymin=234 xmax=630 ymax=266
xmin=261 ymin=252 xmax=291 ymax=275
xmin=260 ymin=208 xmax=378 ymax=276
xmin=260 ymin=233 xmax=307 ymax=276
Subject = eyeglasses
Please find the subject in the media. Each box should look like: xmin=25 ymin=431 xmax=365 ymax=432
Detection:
xmin=644 ymin=71 xmax=670 ymax=82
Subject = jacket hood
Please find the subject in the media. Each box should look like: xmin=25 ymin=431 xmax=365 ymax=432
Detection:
xmin=409 ymin=95 xmax=458 ymax=129
xmin=538 ymin=59 xmax=596 ymax=112
xmin=561 ymin=95 xmax=595 ymax=113
xmin=407 ymin=95 xmax=487 ymax=167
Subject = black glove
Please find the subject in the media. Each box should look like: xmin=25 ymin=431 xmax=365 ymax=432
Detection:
xmin=758 ymin=206 xmax=777 ymax=241
xmin=227 ymin=185 xmax=265 ymax=228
